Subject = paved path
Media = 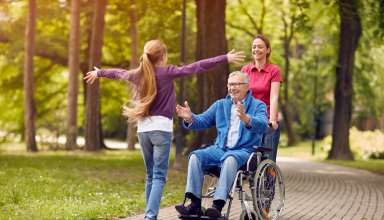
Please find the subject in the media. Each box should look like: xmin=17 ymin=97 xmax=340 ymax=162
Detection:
xmin=124 ymin=157 xmax=384 ymax=220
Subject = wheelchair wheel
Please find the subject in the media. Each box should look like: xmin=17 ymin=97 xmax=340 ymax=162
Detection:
xmin=240 ymin=209 xmax=258 ymax=220
xmin=252 ymin=159 xmax=285 ymax=220
xmin=201 ymin=174 xmax=218 ymax=209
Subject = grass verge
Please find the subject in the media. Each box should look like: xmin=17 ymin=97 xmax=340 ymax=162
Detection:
xmin=0 ymin=146 xmax=187 ymax=220
xmin=278 ymin=140 xmax=384 ymax=175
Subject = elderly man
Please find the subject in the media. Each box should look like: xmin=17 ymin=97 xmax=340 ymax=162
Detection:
xmin=175 ymin=71 xmax=268 ymax=218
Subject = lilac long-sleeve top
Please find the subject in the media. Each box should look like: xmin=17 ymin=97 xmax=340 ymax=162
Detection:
xmin=97 ymin=55 xmax=228 ymax=119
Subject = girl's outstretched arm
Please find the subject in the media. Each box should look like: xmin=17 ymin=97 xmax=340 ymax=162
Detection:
xmin=84 ymin=66 xmax=139 ymax=84
xmin=168 ymin=49 xmax=245 ymax=77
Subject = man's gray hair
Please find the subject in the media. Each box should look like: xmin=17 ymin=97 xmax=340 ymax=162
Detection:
xmin=228 ymin=71 xmax=250 ymax=83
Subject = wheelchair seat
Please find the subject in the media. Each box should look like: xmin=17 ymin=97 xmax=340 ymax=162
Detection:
xmin=253 ymin=146 xmax=272 ymax=153
xmin=241 ymin=146 xmax=272 ymax=172
xmin=205 ymin=167 xmax=221 ymax=178
xmin=204 ymin=146 xmax=272 ymax=177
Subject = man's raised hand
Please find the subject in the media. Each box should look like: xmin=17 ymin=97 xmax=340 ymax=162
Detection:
xmin=176 ymin=101 xmax=192 ymax=122
xmin=235 ymin=101 xmax=251 ymax=125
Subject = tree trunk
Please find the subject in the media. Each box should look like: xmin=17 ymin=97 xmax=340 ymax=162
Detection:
xmin=281 ymin=39 xmax=297 ymax=146
xmin=81 ymin=4 xmax=94 ymax=133
xmin=66 ymin=0 xmax=81 ymax=150
xmin=280 ymin=102 xmax=296 ymax=145
xmin=85 ymin=0 xmax=107 ymax=151
xmin=328 ymin=0 xmax=361 ymax=160
xmin=381 ymin=0 xmax=384 ymax=27
xmin=23 ymin=0 xmax=38 ymax=152
xmin=127 ymin=0 xmax=138 ymax=151
xmin=173 ymin=0 xmax=187 ymax=170
xmin=190 ymin=0 xmax=228 ymax=151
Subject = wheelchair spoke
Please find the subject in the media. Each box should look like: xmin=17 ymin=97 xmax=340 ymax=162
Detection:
xmin=252 ymin=159 xmax=285 ymax=220
xmin=196 ymin=157 xmax=285 ymax=220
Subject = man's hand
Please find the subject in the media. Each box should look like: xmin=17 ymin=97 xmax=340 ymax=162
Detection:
xmin=227 ymin=49 xmax=246 ymax=65
xmin=84 ymin=66 xmax=99 ymax=84
xmin=176 ymin=101 xmax=193 ymax=123
xmin=235 ymin=101 xmax=251 ymax=125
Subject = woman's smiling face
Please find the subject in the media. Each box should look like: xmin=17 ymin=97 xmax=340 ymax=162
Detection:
xmin=252 ymin=38 xmax=270 ymax=61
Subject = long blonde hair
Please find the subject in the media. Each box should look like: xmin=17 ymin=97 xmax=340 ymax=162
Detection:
xmin=123 ymin=40 xmax=167 ymax=122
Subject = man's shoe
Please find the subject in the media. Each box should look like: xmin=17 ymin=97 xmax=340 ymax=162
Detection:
xmin=175 ymin=203 xmax=201 ymax=216
xmin=261 ymin=207 xmax=271 ymax=219
xmin=205 ymin=206 xmax=221 ymax=218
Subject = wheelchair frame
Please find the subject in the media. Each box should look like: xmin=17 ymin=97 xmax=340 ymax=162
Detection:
xmin=179 ymin=147 xmax=285 ymax=220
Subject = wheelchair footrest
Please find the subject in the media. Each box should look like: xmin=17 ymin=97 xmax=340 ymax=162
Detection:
xmin=178 ymin=215 xmax=228 ymax=220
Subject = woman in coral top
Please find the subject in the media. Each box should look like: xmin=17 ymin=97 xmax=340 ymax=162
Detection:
xmin=241 ymin=34 xmax=283 ymax=162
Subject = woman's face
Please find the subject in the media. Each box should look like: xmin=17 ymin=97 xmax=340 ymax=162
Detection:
xmin=252 ymin=38 xmax=270 ymax=61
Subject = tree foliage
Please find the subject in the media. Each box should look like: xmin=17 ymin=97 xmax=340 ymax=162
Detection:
xmin=0 ymin=0 xmax=382 ymax=154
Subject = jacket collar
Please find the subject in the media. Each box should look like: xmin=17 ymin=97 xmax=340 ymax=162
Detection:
xmin=225 ymin=90 xmax=253 ymax=106
xmin=224 ymin=90 xmax=253 ymax=115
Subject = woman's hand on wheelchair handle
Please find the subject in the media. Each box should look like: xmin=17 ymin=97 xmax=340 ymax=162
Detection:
xmin=269 ymin=120 xmax=278 ymax=129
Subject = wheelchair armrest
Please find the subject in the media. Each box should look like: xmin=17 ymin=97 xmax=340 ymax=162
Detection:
xmin=246 ymin=152 xmax=258 ymax=172
xmin=253 ymin=146 xmax=272 ymax=153
xmin=246 ymin=147 xmax=272 ymax=172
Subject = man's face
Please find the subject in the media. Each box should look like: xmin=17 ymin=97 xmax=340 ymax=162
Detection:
xmin=227 ymin=75 xmax=249 ymax=103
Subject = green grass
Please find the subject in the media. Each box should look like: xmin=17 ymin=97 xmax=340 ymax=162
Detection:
xmin=0 ymin=145 xmax=187 ymax=220
xmin=278 ymin=140 xmax=328 ymax=160
xmin=278 ymin=140 xmax=384 ymax=175
xmin=325 ymin=159 xmax=384 ymax=175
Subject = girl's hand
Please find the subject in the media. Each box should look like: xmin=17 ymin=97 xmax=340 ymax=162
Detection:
xmin=227 ymin=49 xmax=246 ymax=65
xmin=84 ymin=66 xmax=100 ymax=84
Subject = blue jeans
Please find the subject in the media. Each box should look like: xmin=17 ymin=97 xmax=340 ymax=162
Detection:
xmin=138 ymin=131 xmax=172 ymax=220
xmin=262 ymin=126 xmax=280 ymax=162
xmin=186 ymin=146 xmax=247 ymax=201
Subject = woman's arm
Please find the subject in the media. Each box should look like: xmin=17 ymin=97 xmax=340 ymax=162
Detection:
xmin=269 ymin=82 xmax=280 ymax=129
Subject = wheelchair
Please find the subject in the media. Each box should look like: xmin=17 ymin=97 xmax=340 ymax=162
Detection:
xmin=178 ymin=146 xmax=285 ymax=220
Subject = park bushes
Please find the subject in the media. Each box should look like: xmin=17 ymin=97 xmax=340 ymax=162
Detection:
xmin=321 ymin=127 xmax=384 ymax=159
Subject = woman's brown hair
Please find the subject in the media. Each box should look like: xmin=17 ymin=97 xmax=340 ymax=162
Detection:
xmin=254 ymin=34 xmax=271 ymax=62
xmin=123 ymin=40 xmax=167 ymax=122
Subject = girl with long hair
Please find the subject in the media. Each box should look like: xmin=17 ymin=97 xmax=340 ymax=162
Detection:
xmin=84 ymin=39 xmax=244 ymax=220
